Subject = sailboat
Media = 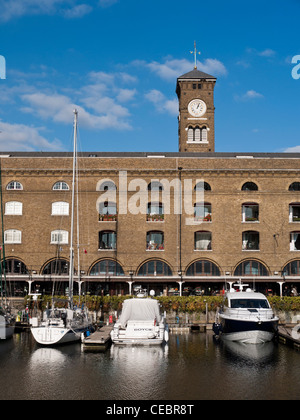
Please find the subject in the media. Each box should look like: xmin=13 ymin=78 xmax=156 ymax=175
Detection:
xmin=0 ymin=158 xmax=15 ymax=340
xmin=31 ymin=110 xmax=93 ymax=346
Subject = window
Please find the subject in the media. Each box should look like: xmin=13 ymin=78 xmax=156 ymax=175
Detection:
xmin=2 ymin=259 xmax=28 ymax=275
xmin=138 ymin=260 xmax=172 ymax=276
xmin=147 ymin=202 xmax=164 ymax=222
xmin=194 ymin=202 xmax=212 ymax=222
xmin=6 ymin=181 xmax=23 ymax=190
xmin=148 ymin=181 xmax=164 ymax=191
xmin=234 ymin=260 xmax=269 ymax=276
xmin=147 ymin=231 xmax=164 ymax=250
xmin=99 ymin=231 xmax=117 ymax=250
xmin=42 ymin=259 xmax=70 ymax=275
xmin=53 ymin=181 xmax=69 ymax=191
xmin=4 ymin=229 xmax=21 ymax=244
xmin=50 ymin=230 xmax=68 ymax=245
xmin=283 ymin=260 xmax=300 ymax=276
xmin=289 ymin=182 xmax=300 ymax=191
xmin=290 ymin=204 xmax=300 ymax=222
xmin=242 ymin=182 xmax=258 ymax=191
xmin=98 ymin=180 xmax=117 ymax=191
xmin=99 ymin=201 xmax=117 ymax=221
xmin=52 ymin=201 xmax=69 ymax=216
xmin=5 ymin=201 xmax=22 ymax=215
xmin=186 ymin=260 xmax=220 ymax=276
xmin=290 ymin=232 xmax=300 ymax=251
xmin=89 ymin=259 xmax=124 ymax=276
xmin=195 ymin=231 xmax=212 ymax=250
xmin=242 ymin=231 xmax=260 ymax=250
xmin=195 ymin=182 xmax=211 ymax=191
xmin=242 ymin=203 xmax=259 ymax=222
xmin=187 ymin=126 xmax=208 ymax=143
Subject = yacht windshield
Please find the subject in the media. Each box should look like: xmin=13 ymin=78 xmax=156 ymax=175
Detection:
xmin=230 ymin=299 xmax=269 ymax=309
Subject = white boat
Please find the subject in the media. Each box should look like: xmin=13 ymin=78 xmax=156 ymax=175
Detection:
xmin=0 ymin=307 xmax=15 ymax=340
xmin=213 ymin=287 xmax=279 ymax=344
xmin=31 ymin=110 xmax=93 ymax=346
xmin=111 ymin=297 xmax=169 ymax=345
xmin=31 ymin=307 xmax=91 ymax=346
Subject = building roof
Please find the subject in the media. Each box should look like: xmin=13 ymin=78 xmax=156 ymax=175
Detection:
xmin=177 ymin=68 xmax=217 ymax=80
xmin=1 ymin=151 xmax=300 ymax=159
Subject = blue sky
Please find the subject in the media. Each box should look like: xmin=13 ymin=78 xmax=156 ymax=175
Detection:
xmin=0 ymin=0 xmax=299 ymax=153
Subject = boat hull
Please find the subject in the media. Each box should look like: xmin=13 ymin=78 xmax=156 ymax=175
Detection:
xmin=111 ymin=337 xmax=165 ymax=346
xmin=219 ymin=317 xmax=278 ymax=344
xmin=0 ymin=325 xmax=15 ymax=340
xmin=31 ymin=326 xmax=88 ymax=346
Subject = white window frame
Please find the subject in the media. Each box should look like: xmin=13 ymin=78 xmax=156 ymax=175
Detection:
xmin=53 ymin=181 xmax=69 ymax=191
xmin=51 ymin=201 xmax=69 ymax=216
xmin=6 ymin=181 xmax=23 ymax=191
xmin=242 ymin=203 xmax=259 ymax=223
xmin=51 ymin=230 xmax=69 ymax=245
xmin=5 ymin=201 xmax=23 ymax=215
xmin=4 ymin=229 xmax=22 ymax=244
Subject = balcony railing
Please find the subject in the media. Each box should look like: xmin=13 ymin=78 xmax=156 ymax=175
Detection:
xmin=99 ymin=214 xmax=118 ymax=222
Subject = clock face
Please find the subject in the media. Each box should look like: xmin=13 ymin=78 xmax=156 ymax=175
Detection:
xmin=188 ymin=99 xmax=207 ymax=117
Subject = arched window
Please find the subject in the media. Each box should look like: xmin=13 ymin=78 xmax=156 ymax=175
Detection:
xmin=242 ymin=231 xmax=260 ymax=250
xmin=98 ymin=180 xmax=117 ymax=191
xmin=195 ymin=231 xmax=212 ymax=250
xmin=146 ymin=231 xmax=164 ymax=250
xmin=5 ymin=201 xmax=22 ymax=215
xmin=147 ymin=202 xmax=164 ymax=222
xmin=241 ymin=182 xmax=258 ymax=191
xmin=194 ymin=182 xmax=211 ymax=191
xmin=186 ymin=260 xmax=220 ymax=276
xmin=42 ymin=258 xmax=70 ymax=275
xmin=6 ymin=181 xmax=23 ymax=190
xmin=99 ymin=231 xmax=117 ymax=250
xmin=52 ymin=201 xmax=69 ymax=216
xmin=53 ymin=181 xmax=69 ymax=191
xmin=242 ymin=203 xmax=259 ymax=222
xmin=4 ymin=229 xmax=21 ymax=244
xmin=89 ymin=259 xmax=124 ymax=276
xmin=194 ymin=202 xmax=212 ymax=222
xmin=50 ymin=230 xmax=68 ymax=244
xmin=289 ymin=182 xmax=300 ymax=191
xmin=283 ymin=260 xmax=300 ymax=276
xmin=234 ymin=260 xmax=269 ymax=276
xmin=138 ymin=260 xmax=172 ymax=276
xmin=187 ymin=126 xmax=208 ymax=143
xmin=2 ymin=258 xmax=28 ymax=275
xmin=290 ymin=231 xmax=300 ymax=251
xmin=99 ymin=201 xmax=117 ymax=221
xmin=148 ymin=181 xmax=164 ymax=191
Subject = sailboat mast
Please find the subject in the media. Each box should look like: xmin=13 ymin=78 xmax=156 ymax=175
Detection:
xmin=69 ymin=109 xmax=78 ymax=309
xmin=0 ymin=159 xmax=7 ymax=307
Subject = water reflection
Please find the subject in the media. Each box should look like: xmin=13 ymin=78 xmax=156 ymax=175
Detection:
xmin=1 ymin=332 xmax=300 ymax=400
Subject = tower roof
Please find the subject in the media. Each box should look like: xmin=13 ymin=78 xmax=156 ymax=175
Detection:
xmin=177 ymin=68 xmax=216 ymax=80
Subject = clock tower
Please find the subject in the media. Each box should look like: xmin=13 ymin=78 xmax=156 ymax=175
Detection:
xmin=176 ymin=68 xmax=217 ymax=153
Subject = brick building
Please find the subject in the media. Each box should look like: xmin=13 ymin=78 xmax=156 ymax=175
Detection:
xmin=1 ymin=67 xmax=300 ymax=297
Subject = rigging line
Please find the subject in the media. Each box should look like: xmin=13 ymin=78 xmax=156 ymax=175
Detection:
xmin=0 ymin=158 xmax=7 ymax=306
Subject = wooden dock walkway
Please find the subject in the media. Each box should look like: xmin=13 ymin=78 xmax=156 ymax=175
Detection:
xmin=81 ymin=326 xmax=113 ymax=351
xmin=278 ymin=325 xmax=300 ymax=350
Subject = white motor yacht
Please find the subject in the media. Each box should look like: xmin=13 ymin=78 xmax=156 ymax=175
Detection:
xmin=213 ymin=288 xmax=279 ymax=344
xmin=111 ymin=296 xmax=169 ymax=345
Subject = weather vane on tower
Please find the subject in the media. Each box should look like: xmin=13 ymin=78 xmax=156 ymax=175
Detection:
xmin=190 ymin=41 xmax=201 ymax=69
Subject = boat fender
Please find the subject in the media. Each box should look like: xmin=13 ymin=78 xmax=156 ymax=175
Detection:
xmin=164 ymin=329 xmax=169 ymax=342
xmin=291 ymin=324 xmax=300 ymax=340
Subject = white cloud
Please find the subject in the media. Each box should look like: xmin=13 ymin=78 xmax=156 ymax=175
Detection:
xmin=284 ymin=145 xmax=300 ymax=153
xmin=235 ymin=90 xmax=264 ymax=102
xmin=145 ymin=89 xmax=178 ymax=116
xmin=98 ymin=0 xmax=118 ymax=7
xmin=0 ymin=120 xmax=63 ymax=151
xmin=145 ymin=57 xmax=227 ymax=81
xmin=0 ymin=0 xmax=95 ymax=21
